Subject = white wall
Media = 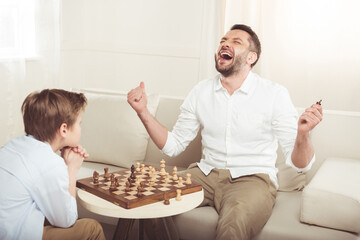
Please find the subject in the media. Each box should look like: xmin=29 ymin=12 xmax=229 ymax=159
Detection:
xmin=60 ymin=0 xmax=222 ymax=97
xmin=225 ymin=0 xmax=360 ymax=113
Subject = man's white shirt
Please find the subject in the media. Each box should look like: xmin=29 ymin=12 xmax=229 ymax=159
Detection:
xmin=162 ymin=71 xmax=314 ymax=189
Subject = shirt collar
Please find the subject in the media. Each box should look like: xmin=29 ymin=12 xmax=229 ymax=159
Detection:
xmin=214 ymin=71 xmax=256 ymax=95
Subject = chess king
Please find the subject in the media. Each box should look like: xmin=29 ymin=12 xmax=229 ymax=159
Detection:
xmin=128 ymin=24 xmax=323 ymax=239
xmin=0 ymin=89 xmax=105 ymax=240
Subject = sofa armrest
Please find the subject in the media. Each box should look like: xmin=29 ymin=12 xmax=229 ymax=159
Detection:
xmin=300 ymin=157 xmax=360 ymax=233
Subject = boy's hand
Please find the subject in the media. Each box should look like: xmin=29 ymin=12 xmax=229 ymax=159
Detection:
xmin=60 ymin=146 xmax=88 ymax=171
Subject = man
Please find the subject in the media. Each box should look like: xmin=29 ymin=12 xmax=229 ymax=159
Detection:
xmin=128 ymin=24 xmax=322 ymax=240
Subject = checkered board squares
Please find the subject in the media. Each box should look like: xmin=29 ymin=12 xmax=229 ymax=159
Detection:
xmin=76 ymin=165 xmax=202 ymax=209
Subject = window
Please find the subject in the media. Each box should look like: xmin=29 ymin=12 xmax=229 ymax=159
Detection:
xmin=0 ymin=0 xmax=36 ymax=59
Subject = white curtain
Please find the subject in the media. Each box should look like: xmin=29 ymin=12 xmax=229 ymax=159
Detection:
xmin=224 ymin=0 xmax=360 ymax=112
xmin=0 ymin=0 xmax=60 ymax=146
xmin=198 ymin=0 xmax=226 ymax=81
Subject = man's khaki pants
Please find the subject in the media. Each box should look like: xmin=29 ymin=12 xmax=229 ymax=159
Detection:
xmin=184 ymin=165 xmax=277 ymax=240
xmin=42 ymin=218 xmax=106 ymax=240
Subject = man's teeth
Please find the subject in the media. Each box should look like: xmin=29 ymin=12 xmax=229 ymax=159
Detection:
xmin=220 ymin=51 xmax=232 ymax=58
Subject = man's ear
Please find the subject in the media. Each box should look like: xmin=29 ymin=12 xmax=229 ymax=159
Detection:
xmin=247 ymin=52 xmax=257 ymax=65
xmin=58 ymin=123 xmax=68 ymax=138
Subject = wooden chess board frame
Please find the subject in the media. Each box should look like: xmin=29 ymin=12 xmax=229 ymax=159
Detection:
xmin=76 ymin=166 xmax=202 ymax=209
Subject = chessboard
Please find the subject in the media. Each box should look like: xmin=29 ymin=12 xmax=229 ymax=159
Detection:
xmin=76 ymin=162 xmax=202 ymax=209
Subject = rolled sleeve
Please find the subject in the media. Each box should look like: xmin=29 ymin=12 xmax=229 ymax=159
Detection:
xmin=286 ymin=152 xmax=316 ymax=173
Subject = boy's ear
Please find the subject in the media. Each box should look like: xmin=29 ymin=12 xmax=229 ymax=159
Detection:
xmin=58 ymin=123 xmax=68 ymax=138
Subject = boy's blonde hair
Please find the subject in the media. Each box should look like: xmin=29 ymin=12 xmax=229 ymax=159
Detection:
xmin=21 ymin=89 xmax=87 ymax=142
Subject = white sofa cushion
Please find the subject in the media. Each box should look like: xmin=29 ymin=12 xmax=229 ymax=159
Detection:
xmin=77 ymin=89 xmax=159 ymax=168
xmin=300 ymin=157 xmax=360 ymax=233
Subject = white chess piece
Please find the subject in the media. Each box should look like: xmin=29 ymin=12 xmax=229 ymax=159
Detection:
xmin=177 ymin=177 xmax=184 ymax=187
xmin=176 ymin=189 xmax=182 ymax=201
xmin=160 ymin=159 xmax=166 ymax=176
xmin=185 ymin=173 xmax=192 ymax=185
xmin=136 ymin=162 xmax=141 ymax=172
xmin=141 ymin=164 xmax=146 ymax=174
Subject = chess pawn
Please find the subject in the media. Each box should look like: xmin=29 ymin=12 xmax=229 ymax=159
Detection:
xmin=176 ymin=189 xmax=182 ymax=201
xmin=149 ymin=180 xmax=155 ymax=186
xmin=135 ymin=176 xmax=140 ymax=187
xmin=104 ymin=168 xmax=110 ymax=181
xmin=177 ymin=177 xmax=184 ymax=187
xmin=115 ymin=177 xmax=120 ymax=187
xmin=93 ymin=171 xmax=99 ymax=184
xmin=137 ymin=186 xmax=142 ymax=197
xmin=125 ymin=181 xmax=131 ymax=192
xmin=136 ymin=162 xmax=141 ymax=172
xmin=185 ymin=173 xmax=192 ymax=185
xmin=164 ymin=172 xmax=170 ymax=184
xmin=173 ymin=166 xmax=177 ymax=175
xmin=139 ymin=181 xmax=146 ymax=192
xmin=141 ymin=164 xmax=146 ymax=174
xmin=110 ymin=173 xmax=115 ymax=182
xmin=163 ymin=192 xmax=170 ymax=205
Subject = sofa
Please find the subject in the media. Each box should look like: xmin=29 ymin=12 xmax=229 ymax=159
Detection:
xmin=75 ymin=88 xmax=360 ymax=240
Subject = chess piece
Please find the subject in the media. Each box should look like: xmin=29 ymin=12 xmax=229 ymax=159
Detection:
xmin=135 ymin=176 xmax=140 ymax=187
xmin=163 ymin=192 xmax=170 ymax=205
xmin=93 ymin=171 xmax=99 ymax=184
xmin=130 ymin=165 xmax=136 ymax=181
xmin=115 ymin=177 xmax=120 ymax=187
xmin=185 ymin=173 xmax=192 ymax=185
xmin=136 ymin=162 xmax=141 ymax=172
xmin=104 ymin=168 xmax=110 ymax=181
xmin=149 ymin=178 xmax=155 ymax=186
xmin=177 ymin=177 xmax=184 ymax=187
xmin=139 ymin=181 xmax=145 ymax=192
xmin=173 ymin=166 xmax=178 ymax=181
xmin=137 ymin=186 xmax=143 ymax=197
xmin=110 ymin=173 xmax=115 ymax=182
xmin=160 ymin=159 xmax=166 ymax=176
xmin=125 ymin=181 xmax=131 ymax=192
xmin=109 ymin=179 xmax=117 ymax=191
xmin=176 ymin=189 xmax=182 ymax=201
xmin=141 ymin=164 xmax=146 ymax=174
xmin=164 ymin=172 xmax=170 ymax=184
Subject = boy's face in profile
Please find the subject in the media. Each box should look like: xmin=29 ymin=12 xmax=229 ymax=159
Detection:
xmin=65 ymin=112 xmax=83 ymax=147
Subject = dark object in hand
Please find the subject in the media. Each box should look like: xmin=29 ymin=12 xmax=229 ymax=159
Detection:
xmin=316 ymin=100 xmax=322 ymax=105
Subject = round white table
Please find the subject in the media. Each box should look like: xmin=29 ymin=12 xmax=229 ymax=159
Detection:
xmin=77 ymin=188 xmax=204 ymax=239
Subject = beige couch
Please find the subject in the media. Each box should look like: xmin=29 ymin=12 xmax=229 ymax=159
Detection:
xmin=76 ymin=89 xmax=360 ymax=240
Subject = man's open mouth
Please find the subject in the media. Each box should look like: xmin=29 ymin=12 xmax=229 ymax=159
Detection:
xmin=219 ymin=50 xmax=233 ymax=60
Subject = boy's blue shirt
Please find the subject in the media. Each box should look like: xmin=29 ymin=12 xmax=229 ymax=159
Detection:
xmin=0 ymin=135 xmax=77 ymax=240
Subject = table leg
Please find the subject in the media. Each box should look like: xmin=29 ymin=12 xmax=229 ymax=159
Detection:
xmin=143 ymin=218 xmax=178 ymax=240
xmin=112 ymin=218 xmax=135 ymax=240
xmin=139 ymin=219 xmax=144 ymax=240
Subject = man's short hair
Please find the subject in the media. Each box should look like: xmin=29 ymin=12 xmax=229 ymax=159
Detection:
xmin=21 ymin=89 xmax=87 ymax=142
xmin=230 ymin=24 xmax=261 ymax=67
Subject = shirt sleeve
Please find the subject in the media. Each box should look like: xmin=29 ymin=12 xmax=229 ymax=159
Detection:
xmin=30 ymin=163 xmax=77 ymax=228
xmin=162 ymin=85 xmax=201 ymax=157
xmin=272 ymin=86 xmax=315 ymax=173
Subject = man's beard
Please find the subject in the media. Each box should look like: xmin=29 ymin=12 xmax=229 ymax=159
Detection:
xmin=215 ymin=53 xmax=246 ymax=77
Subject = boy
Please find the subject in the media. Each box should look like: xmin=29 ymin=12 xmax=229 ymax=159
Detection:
xmin=0 ymin=89 xmax=105 ymax=240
